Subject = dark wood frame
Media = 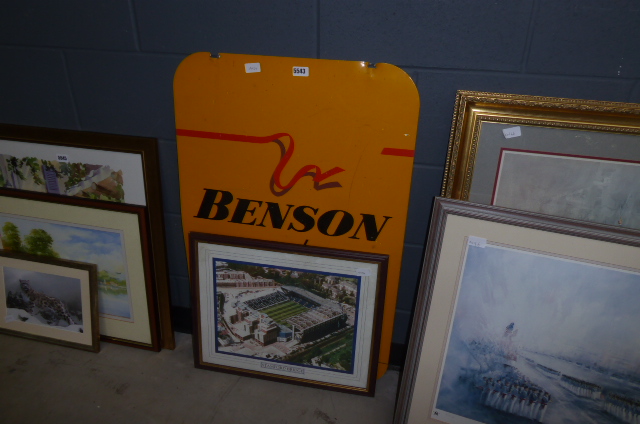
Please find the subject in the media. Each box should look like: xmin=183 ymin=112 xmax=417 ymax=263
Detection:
xmin=189 ymin=232 xmax=388 ymax=396
xmin=0 ymin=188 xmax=160 ymax=351
xmin=0 ymin=250 xmax=100 ymax=352
xmin=0 ymin=123 xmax=173 ymax=349
xmin=394 ymin=197 xmax=640 ymax=424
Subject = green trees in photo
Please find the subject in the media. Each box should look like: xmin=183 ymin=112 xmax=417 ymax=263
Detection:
xmin=0 ymin=222 xmax=59 ymax=257
xmin=24 ymin=228 xmax=59 ymax=257
xmin=1 ymin=222 xmax=23 ymax=251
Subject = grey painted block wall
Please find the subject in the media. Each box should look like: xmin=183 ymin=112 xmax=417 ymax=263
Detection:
xmin=1 ymin=0 xmax=639 ymax=345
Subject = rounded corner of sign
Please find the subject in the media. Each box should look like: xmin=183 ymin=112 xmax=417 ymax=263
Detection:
xmin=376 ymin=63 xmax=419 ymax=95
xmin=375 ymin=62 xmax=406 ymax=74
xmin=175 ymin=52 xmax=208 ymax=73
xmin=190 ymin=51 xmax=214 ymax=61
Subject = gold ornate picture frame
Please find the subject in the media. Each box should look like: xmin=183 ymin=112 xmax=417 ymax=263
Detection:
xmin=442 ymin=91 xmax=640 ymax=230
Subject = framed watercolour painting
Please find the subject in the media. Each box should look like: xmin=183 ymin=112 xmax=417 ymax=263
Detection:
xmin=0 ymin=188 xmax=160 ymax=350
xmin=0 ymin=125 xmax=147 ymax=205
xmin=0 ymin=123 xmax=173 ymax=349
xmin=441 ymin=91 xmax=640 ymax=230
xmin=0 ymin=251 xmax=99 ymax=352
xmin=190 ymin=233 xmax=388 ymax=396
xmin=394 ymin=198 xmax=640 ymax=424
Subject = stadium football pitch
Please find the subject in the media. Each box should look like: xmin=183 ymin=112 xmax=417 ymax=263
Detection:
xmin=261 ymin=301 xmax=308 ymax=325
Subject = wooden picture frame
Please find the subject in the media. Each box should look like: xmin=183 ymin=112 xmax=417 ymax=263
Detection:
xmin=190 ymin=232 xmax=388 ymax=396
xmin=394 ymin=197 xmax=640 ymax=424
xmin=0 ymin=123 xmax=173 ymax=348
xmin=0 ymin=251 xmax=99 ymax=352
xmin=441 ymin=91 xmax=640 ymax=230
xmin=0 ymin=188 xmax=160 ymax=350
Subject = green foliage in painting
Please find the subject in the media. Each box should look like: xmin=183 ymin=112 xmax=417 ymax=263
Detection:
xmin=0 ymin=222 xmax=59 ymax=258
xmin=1 ymin=222 xmax=24 ymax=252
xmin=24 ymin=228 xmax=59 ymax=257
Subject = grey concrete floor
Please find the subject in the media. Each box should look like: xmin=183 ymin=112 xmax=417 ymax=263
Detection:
xmin=0 ymin=332 xmax=399 ymax=424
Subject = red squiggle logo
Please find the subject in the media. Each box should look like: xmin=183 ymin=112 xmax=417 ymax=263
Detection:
xmin=176 ymin=129 xmax=345 ymax=196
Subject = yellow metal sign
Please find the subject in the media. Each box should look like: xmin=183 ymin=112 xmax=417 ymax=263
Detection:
xmin=174 ymin=53 xmax=419 ymax=376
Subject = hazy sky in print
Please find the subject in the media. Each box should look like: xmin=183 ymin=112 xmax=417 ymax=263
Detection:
xmin=493 ymin=151 xmax=640 ymax=229
xmin=0 ymin=213 xmax=126 ymax=276
xmin=4 ymin=266 xmax=81 ymax=304
xmin=452 ymin=244 xmax=640 ymax=364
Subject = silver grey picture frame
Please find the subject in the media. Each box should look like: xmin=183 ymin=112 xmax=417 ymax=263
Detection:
xmin=395 ymin=198 xmax=640 ymax=424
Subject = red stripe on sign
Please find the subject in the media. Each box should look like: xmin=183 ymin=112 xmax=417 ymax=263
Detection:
xmin=175 ymin=129 xmax=288 ymax=143
xmin=381 ymin=148 xmax=415 ymax=157
xmin=176 ymin=128 xmax=345 ymax=193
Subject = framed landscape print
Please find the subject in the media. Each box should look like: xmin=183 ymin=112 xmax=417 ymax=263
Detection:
xmin=190 ymin=233 xmax=388 ymax=396
xmin=441 ymin=91 xmax=640 ymax=230
xmin=0 ymin=123 xmax=173 ymax=349
xmin=0 ymin=251 xmax=99 ymax=352
xmin=0 ymin=126 xmax=146 ymax=205
xmin=394 ymin=198 xmax=640 ymax=424
xmin=0 ymin=188 xmax=160 ymax=350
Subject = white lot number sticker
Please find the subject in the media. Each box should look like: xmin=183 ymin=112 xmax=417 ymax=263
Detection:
xmin=245 ymin=63 xmax=261 ymax=73
xmin=502 ymin=126 xmax=522 ymax=139
xmin=355 ymin=268 xmax=372 ymax=277
xmin=293 ymin=66 xmax=309 ymax=77
xmin=468 ymin=236 xmax=487 ymax=248
xmin=56 ymin=154 xmax=70 ymax=163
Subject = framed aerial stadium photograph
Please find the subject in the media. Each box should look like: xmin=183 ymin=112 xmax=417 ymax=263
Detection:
xmin=394 ymin=198 xmax=640 ymax=424
xmin=0 ymin=188 xmax=160 ymax=351
xmin=0 ymin=123 xmax=173 ymax=349
xmin=0 ymin=251 xmax=99 ymax=352
xmin=441 ymin=91 xmax=640 ymax=231
xmin=190 ymin=232 xmax=388 ymax=396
